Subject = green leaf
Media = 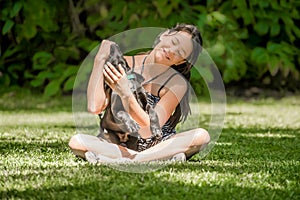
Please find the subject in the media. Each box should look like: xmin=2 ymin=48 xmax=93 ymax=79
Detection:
xmin=7 ymin=63 xmax=24 ymax=79
xmin=37 ymin=70 xmax=54 ymax=80
xmin=54 ymin=64 xmax=78 ymax=81
xmin=281 ymin=42 xmax=296 ymax=55
xmin=153 ymin=0 xmax=173 ymax=18
xmin=211 ymin=11 xmax=226 ymax=24
xmin=258 ymin=1 xmax=269 ymax=8
xmin=282 ymin=59 xmax=294 ymax=77
xmin=21 ymin=21 xmax=37 ymax=39
xmin=24 ymin=71 xmax=34 ymax=79
xmin=267 ymin=42 xmax=281 ymax=53
xmin=292 ymin=26 xmax=300 ymax=37
xmin=63 ymin=76 xmax=76 ymax=91
xmin=207 ymin=42 xmax=225 ymax=57
xmin=30 ymin=79 xmax=44 ymax=87
xmin=1 ymin=45 xmax=21 ymax=59
xmin=63 ymin=66 xmax=78 ymax=77
xmin=77 ymin=39 xmax=99 ymax=52
xmin=0 ymin=74 xmax=11 ymax=86
xmin=100 ymin=5 xmax=108 ymax=18
xmin=1 ymin=8 xmax=10 ymax=19
xmin=2 ymin=20 xmax=14 ymax=35
xmin=223 ymin=58 xmax=241 ymax=83
xmin=270 ymin=0 xmax=281 ymax=10
xmin=281 ymin=15 xmax=294 ymax=27
xmin=234 ymin=29 xmax=249 ymax=39
xmin=270 ymin=24 xmax=280 ymax=36
xmin=197 ymin=14 xmax=207 ymax=30
xmin=268 ymin=55 xmax=280 ymax=76
xmin=44 ymin=80 xmax=61 ymax=97
xmin=242 ymin=10 xmax=254 ymax=25
xmin=53 ymin=46 xmax=80 ymax=62
xmin=251 ymin=47 xmax=269 ymax=64
xmin=254 ymin=20 xmax=269 ymax=35
xmin=280 ymin=0 xmax=292 ymax=9
xmin=10 ymin=2 xmax=23 ymax=18
xmin=22 ymin=0 xmax=59 ymax=32
xmin=32 ymin=51 xmax=53 ymax=70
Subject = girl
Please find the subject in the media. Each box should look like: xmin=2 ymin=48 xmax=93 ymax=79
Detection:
xmin=69 ymin=24 xmax=210 ymax=163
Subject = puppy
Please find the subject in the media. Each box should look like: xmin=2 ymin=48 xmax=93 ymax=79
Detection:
xmin=98 ymin=42 xmax=162 ymax=150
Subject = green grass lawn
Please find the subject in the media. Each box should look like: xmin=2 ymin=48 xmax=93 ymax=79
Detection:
xmin=1 ymin=92 xmax=299 ymax=199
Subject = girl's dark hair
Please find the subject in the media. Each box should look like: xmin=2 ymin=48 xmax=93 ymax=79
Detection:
xmin=153 ymin=23 xmax=203 ymax=129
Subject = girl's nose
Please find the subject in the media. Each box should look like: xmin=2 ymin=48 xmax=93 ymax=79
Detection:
xmin=170 ymin=47 xmax=180 ymax=57
xmin=166 ymin=48 xmax=175 ymax=59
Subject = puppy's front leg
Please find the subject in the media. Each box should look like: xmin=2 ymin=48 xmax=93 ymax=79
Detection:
xmin=147 ymin=105 xmax=162 ymax=140
xmin=116 ymin=111 xmax=140 ymax=138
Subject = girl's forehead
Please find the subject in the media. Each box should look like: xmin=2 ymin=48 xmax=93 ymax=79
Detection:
xmin=170 ymin=31 xmax=193 ymax=56
xmin=168 ymin=31 xmax=192 ymax=39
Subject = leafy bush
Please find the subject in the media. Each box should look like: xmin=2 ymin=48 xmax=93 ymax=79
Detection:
xmin=199 ymin=0 xmax=300 ymax=89
xmin=0 ymin=0 xmax=299 ymax=97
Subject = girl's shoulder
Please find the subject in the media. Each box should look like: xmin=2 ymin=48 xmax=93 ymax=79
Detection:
xmin=124 ymin=55 xmax=134 ymax=68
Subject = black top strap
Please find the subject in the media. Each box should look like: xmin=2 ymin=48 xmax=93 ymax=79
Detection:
xmin=142 ymin=68 xmax=171 ymax=86
xmin=157 ymin=73 xmax=179 ymax=97
xmin=140 ymin=55 xmax=147 ymax=75
xmin=130 ymin=56 xmax=135 ymax=72
xmin=130 ymin=55 xmax=148 ymax=75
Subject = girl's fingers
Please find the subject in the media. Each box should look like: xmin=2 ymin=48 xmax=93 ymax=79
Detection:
xmin=117 ymin=64 xmax=126 ymax=75
xmin=104 ymin=64 xmax=119 ymax=83
xmin=103 ymin=67 xmax=114 ymax=84
xmin=106 ymin=62 xmax=122 ymax=78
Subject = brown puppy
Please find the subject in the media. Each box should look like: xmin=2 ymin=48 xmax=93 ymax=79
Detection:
xmin=98 ymin=42 xmax=162 ymax=150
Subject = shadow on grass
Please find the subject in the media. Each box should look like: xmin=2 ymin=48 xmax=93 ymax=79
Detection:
xmin=0 ymin=91 xmax=72 ymax=112
xmin=1 ymin=126 xmax=299 ymax=199
xmin=2 ymin=163 xmax=298 ymax=200
xmin=0 ymin=139 xmax=68 ymax=154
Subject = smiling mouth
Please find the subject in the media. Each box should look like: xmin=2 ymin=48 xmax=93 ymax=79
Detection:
xmin=162 ymin=48 xmax=170 ymax=60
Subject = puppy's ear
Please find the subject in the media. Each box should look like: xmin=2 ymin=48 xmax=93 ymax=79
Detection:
xmin=134 ymin=73 xmax=145 ymax=83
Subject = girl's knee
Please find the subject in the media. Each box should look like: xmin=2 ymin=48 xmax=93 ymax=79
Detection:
xmin=69 ymin=134 xmax=84 ymax=150
xmin=68 ymin=134 xmax=88 ymax=158
xmin=192 ymin=128 xmax=210 ymax=146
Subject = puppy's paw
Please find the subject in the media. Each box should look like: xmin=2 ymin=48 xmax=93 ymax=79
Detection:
xmin=124 ymin=118 xmax=140 ymax=133
xmin=153 ymin=129 xmax=162 ymax=140
xmin=129 ymin=132 xmax=141 ymax=140
xmin=117 ymin=111 xmax=140 ymax=133
xmin=129 ymin=121 xmax=140 ymax=133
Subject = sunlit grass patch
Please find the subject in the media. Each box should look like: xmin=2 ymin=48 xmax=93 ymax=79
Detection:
xmin=1 ymin=94 xmax=299 ymax=199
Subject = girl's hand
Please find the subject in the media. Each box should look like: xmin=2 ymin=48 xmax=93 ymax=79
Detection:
xmin=95 ymin=40 xmax=115 ymax=62
xmin=103 ymin=62 xmax=132 ymax=98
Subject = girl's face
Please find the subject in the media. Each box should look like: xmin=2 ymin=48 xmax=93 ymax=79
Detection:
xmin=153 ymin=31 xmax=193 ymax=67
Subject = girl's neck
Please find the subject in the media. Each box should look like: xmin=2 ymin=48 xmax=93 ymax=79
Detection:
xmin=132 ymin=52 xmax=170 ymax=76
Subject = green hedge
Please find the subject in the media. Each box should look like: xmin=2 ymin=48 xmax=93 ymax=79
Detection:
xmin=1 ymin=0 xmax=299 ymax=97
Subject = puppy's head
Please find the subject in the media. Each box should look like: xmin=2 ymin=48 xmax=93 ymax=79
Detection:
xmin=108 ymin=43 xmax=129 ymax=72
xmin=117 ymin=132 xmax=130 ymax=143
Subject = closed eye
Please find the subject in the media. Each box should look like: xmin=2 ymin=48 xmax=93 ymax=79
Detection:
xmin=178 ymin=49 xmax=186 ymax=58
xmin=177 ymin=50 xmax=182 ymax=57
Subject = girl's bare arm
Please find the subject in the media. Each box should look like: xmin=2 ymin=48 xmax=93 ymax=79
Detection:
xmin=87 ymin=40 xmax=113 ymax=114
